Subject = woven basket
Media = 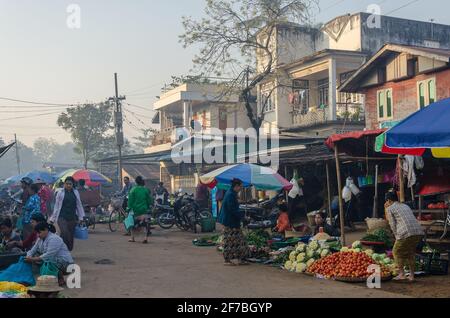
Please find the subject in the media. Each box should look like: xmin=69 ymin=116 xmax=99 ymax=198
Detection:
xmin=365 ymin=218 xmax=389 ymax=233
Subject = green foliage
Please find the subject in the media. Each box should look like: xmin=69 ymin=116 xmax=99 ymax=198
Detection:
xmin=57 ymin=103 xmax=113 ymax=168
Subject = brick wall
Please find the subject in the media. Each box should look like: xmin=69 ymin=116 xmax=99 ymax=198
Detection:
xmin=364 ymin=68 xmax=450 ymax=130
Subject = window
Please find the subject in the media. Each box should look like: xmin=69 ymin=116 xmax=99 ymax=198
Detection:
xmin=260 ymin=87 xmax=276 ymax=113
xmin=318 ymin=78 xmax=329 ymax=108
xmin=377 ymin=89 xmax=393 ymax=121
xmin=407 ymin=58 xmax=418 ymax=77
xmin=418 ymin=78 xmax=437 ymax=109
xmin=292 ymin=80 xmax=309 ymax=114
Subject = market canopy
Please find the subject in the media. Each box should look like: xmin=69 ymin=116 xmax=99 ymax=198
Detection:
xmin=0 ymin=143 xmax=15 ymax=159
xmin=381 ymin=98 xmax=450 ymax=158
xmin=199 ymin=164 xmax=293 ymax=191
xmin=325 ymin=129 xmax=388 ymax=157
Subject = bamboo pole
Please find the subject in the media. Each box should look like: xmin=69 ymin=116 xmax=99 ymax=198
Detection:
xmin=373 ymin=164 xmax=379 ymax=218
xmin=335 ymin=146 xmax=346 ymax=245
xmin=326 ymin=162 xmax=332 ymax=223
xmin=398 ymin=156 xmax=405 ymax=203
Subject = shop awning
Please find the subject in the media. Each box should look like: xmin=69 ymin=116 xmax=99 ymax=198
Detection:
xmin=385 ymin=98 xmax=450 ymax=153
xmin=325 ymin=129 xmax=387 ymax=157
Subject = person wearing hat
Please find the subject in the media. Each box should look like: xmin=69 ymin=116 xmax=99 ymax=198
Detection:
xmin=35 ymin=179 xmax=53 ymax=218
xmin=25 ymin=222 xmax=74 ymax=286
xmin=27 ymin=275 xmax=63 ymax=298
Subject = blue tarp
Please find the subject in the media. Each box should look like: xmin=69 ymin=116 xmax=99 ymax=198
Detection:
xmin=385 ymin=98 xmax=450 ymax=148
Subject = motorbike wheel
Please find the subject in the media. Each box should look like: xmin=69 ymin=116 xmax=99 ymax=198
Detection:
xmin=157 ymin=212 xmax=175 ymax=230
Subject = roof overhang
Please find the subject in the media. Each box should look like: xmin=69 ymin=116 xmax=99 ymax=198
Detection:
xmin=340 ymin=44 xmax=450 ymax=93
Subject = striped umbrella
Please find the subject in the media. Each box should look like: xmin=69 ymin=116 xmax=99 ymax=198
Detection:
xmin=200 ymin=164 xmax=293 ymax=191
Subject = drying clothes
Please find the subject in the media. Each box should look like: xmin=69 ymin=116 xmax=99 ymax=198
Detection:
xmin=403 ymin=156 xmax=417 ymax=188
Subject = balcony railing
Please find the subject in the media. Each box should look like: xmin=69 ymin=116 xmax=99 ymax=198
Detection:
xmin=291 ymin=103 xmax=364 ymax=128
xmin=150 ymin=127 xmax=175 ymax=146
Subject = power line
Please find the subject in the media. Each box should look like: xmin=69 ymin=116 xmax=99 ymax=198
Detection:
xmin=0 ymin=108 xmax=71 ymax=113
xmin=0 ymin=111 xmax=62 ymax=122
xmin=385 ymin=0 xmax=421 ymax=15
xmin=124 ymin=109 xmax=152 ymax=128
xmin=124 ymin=82 xmax=165 ymax=95
xmin=125 ymin=102 xmax=153 ymax=112
xmin=0 ymin=97 xmax=76 ymax=107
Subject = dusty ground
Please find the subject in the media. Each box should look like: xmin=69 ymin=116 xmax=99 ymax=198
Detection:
xmin=57 ymin=224 xmax=447 ymax=299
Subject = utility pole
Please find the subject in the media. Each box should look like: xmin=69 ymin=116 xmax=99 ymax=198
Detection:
xmin=109 ymin=73 xmax=126 ymax=190
xmin=14 ymin=134 xmax=21 ymax=174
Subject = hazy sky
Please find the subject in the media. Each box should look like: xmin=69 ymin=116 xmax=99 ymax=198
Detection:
xmin=0 ymin=0 xmax=448 ymax=147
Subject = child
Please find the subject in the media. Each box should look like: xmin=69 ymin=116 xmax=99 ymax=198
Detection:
xmin=273 ymin=204 xmax=292 ymax=234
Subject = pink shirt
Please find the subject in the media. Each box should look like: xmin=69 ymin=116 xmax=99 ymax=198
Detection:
xmin=38 ymin=185 xmax=52 ymax=215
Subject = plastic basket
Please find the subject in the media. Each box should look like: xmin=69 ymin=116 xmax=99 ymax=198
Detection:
xmin=429 ymin=259 xmax=449 ymax=275
xmin=200 ymin=218 xmax=216 ymax=233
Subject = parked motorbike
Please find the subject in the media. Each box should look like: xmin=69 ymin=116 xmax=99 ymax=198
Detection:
xmin=156 ymin=192 xmax=211 ymax=233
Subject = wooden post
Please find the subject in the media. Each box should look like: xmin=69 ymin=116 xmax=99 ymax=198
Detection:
xmin=335 ymin=146 xmax=346 ymax=245
xmin=373 ymin=164 xmax=379 ymax=218
xmin=419 ymin=195 xmax=423 ymax=219
xmin=325 ymin=162 xmax=332 ymax=223
xmin=398 ymin=156 xmax=405 ymax=203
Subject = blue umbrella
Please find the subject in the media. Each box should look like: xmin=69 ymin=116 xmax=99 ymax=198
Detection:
xmin=385 ymin=98 xmax=450 ymax=150
xmin=22 ymin=171 xmax=57 ymax=184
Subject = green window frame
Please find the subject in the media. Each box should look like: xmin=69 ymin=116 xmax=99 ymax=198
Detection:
xmin=378 ymin=91 xmax=385 ymax=119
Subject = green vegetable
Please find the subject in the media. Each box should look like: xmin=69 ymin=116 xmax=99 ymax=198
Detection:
xmin=246 ymin=230 xmax=270 ymax=248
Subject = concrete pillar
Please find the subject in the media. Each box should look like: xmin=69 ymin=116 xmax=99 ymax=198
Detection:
xmin=183 ymin=100 xmax=190 ymax=128
xmin=328 ymin=58 xmax=337 ymax=121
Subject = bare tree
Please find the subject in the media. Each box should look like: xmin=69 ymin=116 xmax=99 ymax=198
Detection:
xmin=180 ymin=0 xmax=317 ymax=134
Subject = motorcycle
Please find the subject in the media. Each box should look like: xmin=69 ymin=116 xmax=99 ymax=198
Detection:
xmin=240 ymin=193 xmax=284 ymax=230
xmin=156 ymin=192 xmax=211 ymax=232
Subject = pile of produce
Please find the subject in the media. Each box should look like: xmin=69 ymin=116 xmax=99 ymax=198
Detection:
xmin=361 ymin=229 xmax=393 ymax=248
xmin=193 ymin=235 xmax=220 ymax=247
xmin=307 ymin=251 xmax=391 ymax=279
xmin=283 ymin=240 xmax=331 ymax=273
xmin=0 ymin=282 xmax=29 ymax=299
xmin=245 ymin=230 xmax=271 ymax=248
xmin=249 ymin=246 xmax=272 ymax=259
xmin=270 ymin=247 xmax=294 ymax=266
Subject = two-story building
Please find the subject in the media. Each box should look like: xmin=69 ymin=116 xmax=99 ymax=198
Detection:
xmin=257 ymin=13 xmax=450 ymax=138
xmin=339 ymin=44 xmax=450 ymax=130
xmin=149 ymin=83 xmax=252 ymax=194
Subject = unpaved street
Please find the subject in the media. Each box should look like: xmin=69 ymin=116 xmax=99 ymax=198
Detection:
xmin=62 ymin=225 xmax=409 ymax=298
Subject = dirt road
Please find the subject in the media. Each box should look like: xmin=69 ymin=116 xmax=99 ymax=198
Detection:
xmin=61 ymin=225 xmax=411 ymax=298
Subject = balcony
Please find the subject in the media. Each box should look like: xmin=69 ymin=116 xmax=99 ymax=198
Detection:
xmin=291 ymin=103 xmax=364 ymax=128
xmin=150 ymin=127 xmax=175 ymax=146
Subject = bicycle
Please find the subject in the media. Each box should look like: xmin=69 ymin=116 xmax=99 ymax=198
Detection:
xmin=108 ymin=195 xmax=128 ymax=233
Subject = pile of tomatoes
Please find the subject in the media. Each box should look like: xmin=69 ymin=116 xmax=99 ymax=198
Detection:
xmin=307 ymin=252 xmax=391 ymax=279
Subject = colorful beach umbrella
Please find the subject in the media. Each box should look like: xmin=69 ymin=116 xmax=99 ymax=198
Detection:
xmin=54 ymin=169 xmax=112 ymax=187
xmin=379 ymin=98 xmax=450 ymax=158
xmin=22 ymin=171 xmax=57 ymax=184
xmin=200 ymin=164 xmax=293 ymax=191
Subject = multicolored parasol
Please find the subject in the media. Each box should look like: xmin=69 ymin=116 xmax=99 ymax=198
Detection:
xmin=200 ymin=164 xmax=293 ymax=191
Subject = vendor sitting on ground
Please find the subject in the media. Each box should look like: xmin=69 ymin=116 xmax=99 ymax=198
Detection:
xmin=385 ymin=191 xmax=424 ymax=282
xmin=313 ymin=212 xmax=340 ymax=237
xmin=7 ymin=214 xmax=55 ymax=252
xmin=0 ymin=218 xmax=22 ymax=253
xmin=25 ymin=222 xmax=74 ymax=286
xmin=273 ymin=204 xmax=292 ymax=234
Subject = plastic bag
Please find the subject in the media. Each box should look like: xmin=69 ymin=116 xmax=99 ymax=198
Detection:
xmin=288 ymin=179 xmax=300 ymax=199
xmin=40 ymin=261 xmax=59 ymax=277
xmin=349 ymin=184 xmax=361 ymax=196
xmin=342 ymin=186 xmax=352 ymax=203
xmin=124 ymin=212 xmax=135 ymax=231
xmin=0 ymin=257 xmax=35 ymax=286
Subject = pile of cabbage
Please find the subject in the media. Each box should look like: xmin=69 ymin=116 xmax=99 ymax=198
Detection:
xmin=284 ymin=240 xmax=330 ymax=273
